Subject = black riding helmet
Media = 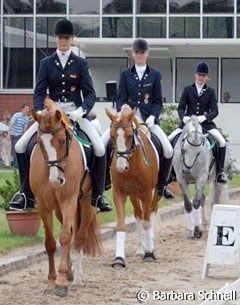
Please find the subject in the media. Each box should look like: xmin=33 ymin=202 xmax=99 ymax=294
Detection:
xmin=55 ymin=18 xmax=74 ymax=36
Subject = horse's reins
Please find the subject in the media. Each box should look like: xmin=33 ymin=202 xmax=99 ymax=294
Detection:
xmin=38 ymin=124 xmax=71 ymax=172
xmin=181 ymin=130 xmax=205 ymax=170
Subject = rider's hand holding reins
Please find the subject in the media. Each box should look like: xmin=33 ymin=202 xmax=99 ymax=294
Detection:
xmin=146 ymin=115 xmax=155 ymax=128
xmin=197 ymin=115 xmax=207 ymax=123
xmin=70 ymin=107 xmax=86 ymax=121
xmin=183 ymin=116 xmax=191 ymax=124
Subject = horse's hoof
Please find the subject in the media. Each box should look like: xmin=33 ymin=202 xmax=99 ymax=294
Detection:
xmin=193 ymin=227 xmax=202 ymax=239
xmin=112 ymin=256 xmax=126 ymax=269
xmin=54 ymin=285 xmax=69 ymax=297
xmin=143 ymin=252 xmax=156 ymax=262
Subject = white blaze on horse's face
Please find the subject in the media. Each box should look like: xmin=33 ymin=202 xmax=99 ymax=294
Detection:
xmin=116 ymin=128 xmax=129 ymax=172
xmin=41 ymin=133 xmax=64 ymax=185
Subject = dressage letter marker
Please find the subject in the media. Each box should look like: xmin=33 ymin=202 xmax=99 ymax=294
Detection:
xmin=202 ymin=205 xmax=240 ymax=279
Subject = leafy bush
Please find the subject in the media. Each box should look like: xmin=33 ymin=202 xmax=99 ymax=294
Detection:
xmin=0 ymin=170 xmax=20 ymax=210
xmin=160 ymin=104 xmax=180 ymax=135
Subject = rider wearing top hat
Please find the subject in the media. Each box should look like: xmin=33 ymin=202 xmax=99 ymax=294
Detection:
xmin=169 ymin=61 xmax=227 ymax=184
xmin=10 ymin=18 xmax=112 ymax=212
xmin=102 ymin=38 xmax=175 ymax=199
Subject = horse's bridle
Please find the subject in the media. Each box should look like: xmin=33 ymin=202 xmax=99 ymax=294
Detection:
xmin=181 ymin=130 xmax=205 ymax=170
xmin=38 ymin=124 xmax=71 ymax=172
xmin=110 ymin=122 xmax=136 ymax=162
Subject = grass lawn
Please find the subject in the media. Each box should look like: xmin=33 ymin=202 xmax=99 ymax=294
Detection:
xmin=0 ymin=170 xmax=239 ymax=254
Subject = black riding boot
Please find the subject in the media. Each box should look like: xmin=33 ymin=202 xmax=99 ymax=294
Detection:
xmin=157 ymin=157 xmax=175 ymax=199
xmin=168 ymin=133 xmax=182 ymax=183
xmin=91 ymin=155 xmax=112 ymax=213
xmin=216 ymin=146 xmax=227 ymax=184
xmin=9 ymin=153 xmax=35 ymax=211
xmin=105 ymin=140 xmax=112 ymax=191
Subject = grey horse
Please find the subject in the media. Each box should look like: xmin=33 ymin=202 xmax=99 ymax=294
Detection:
xmin=173 ymin=115 xmax=222 ymax=239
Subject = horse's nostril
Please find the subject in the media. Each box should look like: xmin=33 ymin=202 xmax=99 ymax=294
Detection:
xmin=58 ymin=176 xmax=65 ymax=185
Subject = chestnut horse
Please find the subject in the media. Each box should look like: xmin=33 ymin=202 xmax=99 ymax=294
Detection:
xmin=30 ymin=99 xmax=101 ymax=297
xmin=106 ymin=105 xmax=160 ymax=268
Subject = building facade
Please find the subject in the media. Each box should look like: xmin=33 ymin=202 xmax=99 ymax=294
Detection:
xmin=0 ymin=0 xmax=240 ymax=164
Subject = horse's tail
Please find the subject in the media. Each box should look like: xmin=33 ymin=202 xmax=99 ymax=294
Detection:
xmin=73 ymin=194 xmax=102 ymax=257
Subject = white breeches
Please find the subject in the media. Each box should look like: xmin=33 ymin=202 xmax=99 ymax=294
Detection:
xmin=168 ymin=128 xmax=226 ymax=148
xmin=15 ymin=122 xmax=38 ymax=153
xmin=15 ymin=118 xmax=105 ymax=157
xmin=101 ymin=125 xmax=173 ymax=159
xmin=150 ymin=125 xmax=173 ymax=159
xmin=168 ymin=128 xmax=182 ymax=142
xmin=208 ymin=128 xmax=226 ymax=147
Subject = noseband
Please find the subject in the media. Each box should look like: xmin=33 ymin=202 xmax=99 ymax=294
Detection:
xmin=111 ymin=122 xmax=136 ymax=162
xmin=181 ymin=130 xmax=205 ymax=170
xmin=38 ymin=124 xmax=71 ymax=172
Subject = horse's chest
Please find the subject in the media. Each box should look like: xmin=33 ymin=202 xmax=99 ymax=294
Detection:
xmin=114 ymin=173 xmax=146 ymax=196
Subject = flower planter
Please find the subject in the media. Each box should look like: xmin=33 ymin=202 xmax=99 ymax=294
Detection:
xmin=6 ymin=210 xmax=41 ymax=237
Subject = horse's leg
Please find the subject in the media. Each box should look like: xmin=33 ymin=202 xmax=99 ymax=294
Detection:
xmin=112 ymin=189 xmax=127 ymax=269
xmin=130 ymin=195 xmax=145 ymax=256
xmin=55 ymin=208 xmax=73 ymax=282
xmin=192 ymin=181 xmax=206 ymax=239
xmin=39 ymin=208 xmax=57 ymax=294
xmin=54 ymin=198 xmax=77 ymax=297
xmin=72 ymin=250 xmax=84 ymax=287
xmin=179 ymin=180 xmax=194 ymax=237
xmin=142 ymin=192 xmax=156 ymax=262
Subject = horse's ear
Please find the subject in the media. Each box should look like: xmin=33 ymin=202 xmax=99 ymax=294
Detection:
xmin=32 ymin=109 xmax=41 ymax=122
xmin=105 ymin=108 xmax=115 ymax=121
xmin=55 ymin=110 xmax=62 ymax=122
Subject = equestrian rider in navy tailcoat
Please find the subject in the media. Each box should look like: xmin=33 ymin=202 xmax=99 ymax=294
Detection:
xmin=11 ymin=18 xmax=112 ymax=212
xmin=169 ymin=62 xmax=227 ymax=184
xmin=102 ymin=38 xmax=174 ymax=199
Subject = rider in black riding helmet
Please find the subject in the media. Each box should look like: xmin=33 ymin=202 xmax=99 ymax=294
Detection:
xmin=9 ymin=18 xmax=112 ymax=213
xmin=168 ymin=62 xmax=227 ymax=184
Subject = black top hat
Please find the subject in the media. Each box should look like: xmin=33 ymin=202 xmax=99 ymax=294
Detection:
xmin=132 ymin=38 xmax=148 ymax=52
xmin=55 ymin=18 xmax=74 ymax=36
xmin=195 ymin=62 xmax=209 ymax=74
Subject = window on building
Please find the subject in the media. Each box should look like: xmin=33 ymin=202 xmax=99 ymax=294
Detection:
xmin=87 ymin=57 xmax=128 ymax=99
xmin=70 ymin=17 xmax=100 ymax=38
xmin=203 ymin=17 xmax=234 ymax=38
xmin=102 ymin=0 xmax=133 ymax=14
xmin=69 ymin=0 xmax=100 ymax=14
xmin=3 ymin=0 xmax=33 ymax=14
xmin=36 ymin=0 xmax=66 ymax=14
xmin=36 ymin=17 xmax=60 ymax=74
xmin=175 ymin=58 xmax=218 ymax=102
xmin=136 ymin=0 xmax=166 ymax=14
xmin=3 ymin=17 xmax=33 ymax=89
xmin=237 ymin=17 xmax=240 ymax=37
xmin=203 ymin=0 xmax=234 ymax=13
xmin=222 ymin=59 xmax=240 ymax=103
xmin=169 ymin=17 xmax=200 ymax=38
xmin=238 ymin=0 xmax=240 ymax=13
xmin=169 ymin=0 xmax=200 ymax=14
xmin=148 ymin=58 xmax=173 ymax=103
xmin=102 ymin=17 xmax=132 ymax=38
xmin=137 ymin=17 xmax=166 ymax=38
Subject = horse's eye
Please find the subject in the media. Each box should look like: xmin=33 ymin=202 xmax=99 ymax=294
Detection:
xmin=58 ymin=138 xmax=66 ymax=145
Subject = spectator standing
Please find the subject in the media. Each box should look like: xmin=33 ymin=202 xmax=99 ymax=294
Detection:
xmin=8 ymin=105 xmax=30 ymax=168
xmin=1 ymin=111 xmax=12 ymax=167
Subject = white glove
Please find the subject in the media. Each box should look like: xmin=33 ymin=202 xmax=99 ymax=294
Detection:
xmin=197 ymin=115 xmax=207 ymax=123
xmin=146 ymin=115 xmax=155 ymax=128
xmin=183 ymin=116 xmax=191 ymax=124
xmin=37 ymin=110 xmax=42 ymax=114
xmin=70 ymin=107 xmax=85 ymax=121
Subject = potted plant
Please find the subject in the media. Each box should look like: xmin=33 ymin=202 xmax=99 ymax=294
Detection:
xmin=160 ymin=104 xmax=182 ymax=195
xmin=0 ymin=170 xmax=41 ymax=237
